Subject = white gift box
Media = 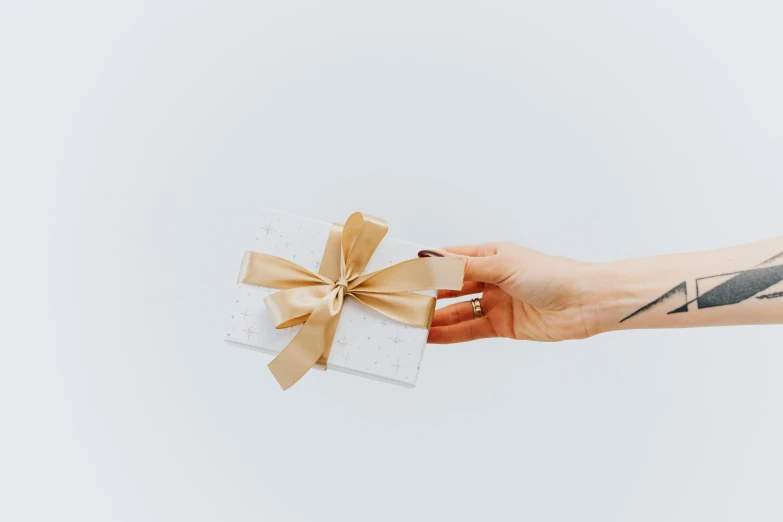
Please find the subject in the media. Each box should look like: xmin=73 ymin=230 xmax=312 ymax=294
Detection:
xmin=224 ymin=208 xmax=435 ymax=387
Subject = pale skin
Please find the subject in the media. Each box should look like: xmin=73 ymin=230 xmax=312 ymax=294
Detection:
xmin=419 ymin=237 xmax=783 ymax=344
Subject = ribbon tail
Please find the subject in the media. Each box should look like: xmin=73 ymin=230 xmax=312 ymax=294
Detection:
xmin=268 ymin=287 xmax=344 ymax=390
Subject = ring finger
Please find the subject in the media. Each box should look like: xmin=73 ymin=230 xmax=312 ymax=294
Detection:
xmin=431 ymin=297 xmax=487 ymax=327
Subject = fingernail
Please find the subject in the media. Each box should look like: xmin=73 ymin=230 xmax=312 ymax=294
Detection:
xmin=418 ymin=250 xmax=444 ymax=258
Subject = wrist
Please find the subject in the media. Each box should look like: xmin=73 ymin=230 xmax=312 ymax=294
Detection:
xmin=578 ymin=261 xmax=629 ymax=336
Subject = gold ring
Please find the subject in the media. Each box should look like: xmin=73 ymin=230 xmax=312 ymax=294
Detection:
xmin=470 ymin=298 xmax=483 ymax=319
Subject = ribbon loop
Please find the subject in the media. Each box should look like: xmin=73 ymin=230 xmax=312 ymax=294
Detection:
xmin=341 ymin=212 xmax=388 ymax=280
xmin=238 ymin=213 xmax=464 ymax=389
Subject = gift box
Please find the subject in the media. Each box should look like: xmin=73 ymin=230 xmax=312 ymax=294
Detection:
xmin=224 ymin=208 xmax=462 ymax=388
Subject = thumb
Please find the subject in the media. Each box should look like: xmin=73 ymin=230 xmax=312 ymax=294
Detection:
xmin=419 ymin=249 xmax=506 ymax=284
xmin=462 ymin=254 xmax=506 ymax=284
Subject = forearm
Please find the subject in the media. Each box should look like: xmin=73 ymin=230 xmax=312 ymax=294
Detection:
xmin=584 ymin=237 xmax=783 ymax=334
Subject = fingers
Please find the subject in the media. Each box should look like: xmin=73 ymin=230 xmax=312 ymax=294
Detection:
xmin=431 ymin=300 xmax=478 ymax=327
xmin=428 ymin=318 xmax=498 ymax=344
xmin=437 ymin=282 xmax=484 ymax=299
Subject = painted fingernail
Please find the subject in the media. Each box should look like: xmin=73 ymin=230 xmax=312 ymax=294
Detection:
xmin=418 ymin=250 xmax=444 ymax=258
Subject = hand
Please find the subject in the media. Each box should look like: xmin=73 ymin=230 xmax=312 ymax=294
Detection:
xmin=419 ymin=244 xmax=596 ymax=344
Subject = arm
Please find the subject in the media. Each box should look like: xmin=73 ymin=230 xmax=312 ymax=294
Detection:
xmin=420 ymin=237 xmax=783 ymax=344
xmin=588 ymin=237 xmax=783 ymax=334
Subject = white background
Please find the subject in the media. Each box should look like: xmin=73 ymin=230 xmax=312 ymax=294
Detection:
xmin=2 ymin=1 xmax=782 ymax=520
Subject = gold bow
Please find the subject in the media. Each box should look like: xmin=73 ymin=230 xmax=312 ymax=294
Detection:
xmin=238 ymin=212 xmax=465 ymax=389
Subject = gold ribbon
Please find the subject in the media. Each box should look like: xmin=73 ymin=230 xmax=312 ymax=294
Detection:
xmin=238 ymin=212 xmax=465 ymax=389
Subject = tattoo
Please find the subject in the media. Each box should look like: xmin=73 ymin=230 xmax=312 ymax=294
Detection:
xmin=760 ymin=252 xmax=783 ymax=266
xmin=619 ymin=282 xmax=687 ymax=323
xmin=620 ymin=252 xmax=783 ymax=323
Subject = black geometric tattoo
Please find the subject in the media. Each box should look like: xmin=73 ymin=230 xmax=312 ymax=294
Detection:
xmin=760 ymin=252 xmax=783 ymax=266
xmin=695 ymin=265 xmax=783 ymax=308
xmin=619 ymin=252 xmax=783 ymax=323
xmin=619 ymin=282 xmax=687 ymax=323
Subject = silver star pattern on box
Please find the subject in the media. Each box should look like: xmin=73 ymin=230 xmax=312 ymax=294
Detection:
xmin=224 ymin=208 xmax=433 ymax=387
